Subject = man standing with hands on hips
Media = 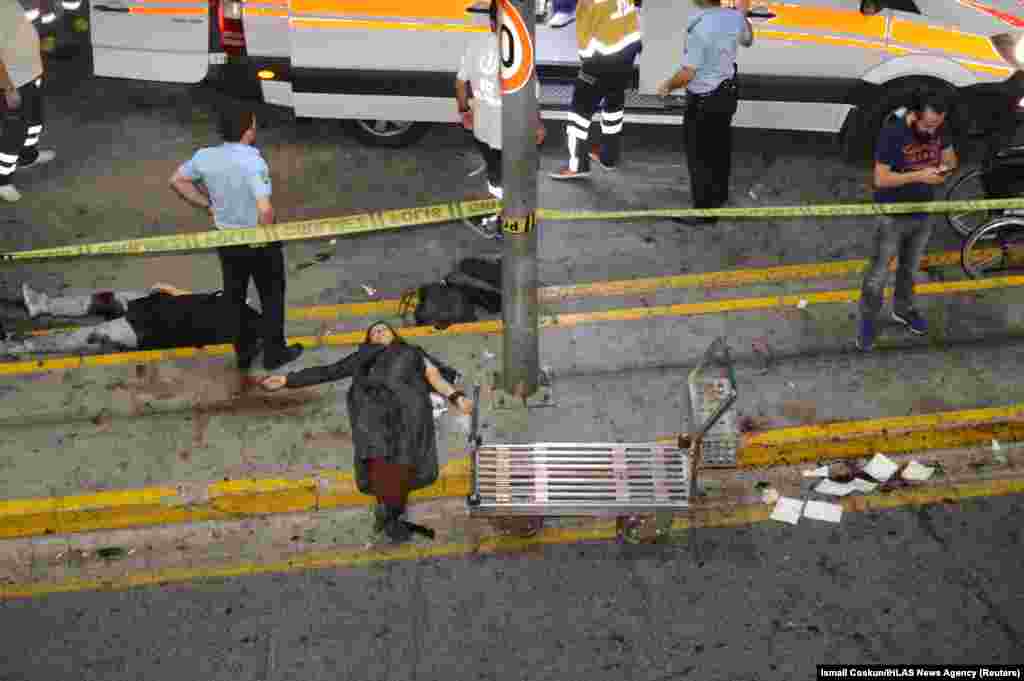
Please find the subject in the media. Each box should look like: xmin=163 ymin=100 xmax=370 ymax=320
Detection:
xmin=170 ymin=103 xmax=303 ymax=371
xmin=857 ymin=89 xmax=958 ymax=351
xmin=658 ymin=0 xmax=753 ymax=226
xmin=0 ymin=0 xmax=57 ymax=203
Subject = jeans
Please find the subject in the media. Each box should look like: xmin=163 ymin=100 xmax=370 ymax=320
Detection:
xmin=859 ymin=214 xmax=933 ymax=323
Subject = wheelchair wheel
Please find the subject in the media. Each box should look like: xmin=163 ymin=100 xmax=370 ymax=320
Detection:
xmin=946 ymin=168 xmax=996 ymax=239
xmin=961 ymin=216 xmax=1024 ymax=279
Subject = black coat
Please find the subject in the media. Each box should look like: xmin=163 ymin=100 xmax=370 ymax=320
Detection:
xmin=285 ymin=343 xmax=457 ymax=495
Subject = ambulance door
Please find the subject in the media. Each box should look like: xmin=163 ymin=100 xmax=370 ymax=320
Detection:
xmin=288 ymin=0 xmax=485 ymax=123
xmin=90 ymin=0 xmax=211 ymax=82
xmin=735 ymin=0 xmax=890 ymax=131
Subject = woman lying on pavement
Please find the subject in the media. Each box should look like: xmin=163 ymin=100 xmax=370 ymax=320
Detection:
xmin=258 ymin=320 xmax=474 ymax=544
xmin=1 ymin=282 xmax=263 ymax=366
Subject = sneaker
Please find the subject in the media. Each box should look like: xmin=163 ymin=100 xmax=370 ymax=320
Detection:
xmin=263 ymin=342 xmax=303 ymax=370
xmin=588 ymin=149 xmax=616 ymax=171
xmin=18 ymin=150 xmax=56 ymax=170
xmin=0 ymin=185 xmax=21 ymax=203
xmin=22 ymin=283 xmax=49 ymax=318
xmin=547 ymin=11 xmax=574 ymax=27
xmin=856 ymin=317 xmax=876 ymax=351
xmin=892 ymin=309 xmax=928 ymax=335
xmin=549 ymin=166 xmax=591 ymax=180
xmin=464 ymin=215 xmax=502 ymax=240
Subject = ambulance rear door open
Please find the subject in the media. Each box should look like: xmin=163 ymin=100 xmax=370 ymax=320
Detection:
xmin=90 ymin=0 xmax=211 ymax=82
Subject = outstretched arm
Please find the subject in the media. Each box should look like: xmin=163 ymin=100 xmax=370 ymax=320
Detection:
xmin=261 ymin=346 xmax=378 ymax=391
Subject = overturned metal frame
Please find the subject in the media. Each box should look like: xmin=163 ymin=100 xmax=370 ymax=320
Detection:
xmin=465 ymin=339 xmax=739 ymax=517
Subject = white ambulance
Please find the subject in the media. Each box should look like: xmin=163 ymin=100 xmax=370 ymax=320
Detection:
xmin=88 ymin=0 xmax=1024 ymax=155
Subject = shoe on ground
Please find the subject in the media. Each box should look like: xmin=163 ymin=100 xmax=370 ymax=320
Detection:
xmin=547 ymin=11 xmax=574 ymax=27
xmin=0 ymin=185 xmax=22 ymax=203
xmin=263 ymin=342 xmax=303 ymax=370
xmin=588 ymin=149 xmax=616 ymax=171
xmin=549 ymin=166 xmax=591 ymax=180
xmin=22 ymin=283 xmax=49 ymax=318
xmin=18 ymin=150 xmax=56 ymax=170
xmin=892 ymin=309 xmax=928 ymax=336
xmin=856 ymin=317 xmax=876 ymax=351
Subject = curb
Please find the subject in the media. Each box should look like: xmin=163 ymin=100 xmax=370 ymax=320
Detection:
xmin=0 ymin=404 xmax=1021 ymax=540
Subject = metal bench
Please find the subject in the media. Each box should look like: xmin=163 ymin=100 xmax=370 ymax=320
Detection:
xmin=466 ymin=338 xmax=739 ymax=520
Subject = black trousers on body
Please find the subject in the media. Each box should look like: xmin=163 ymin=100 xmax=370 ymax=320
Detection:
xmin=0 ymin=78 xmax=44 ymax=186
xmin=682 ymin=78 xmax=739 ymax=209
xmin=217 ymin=242 xmax=287 ymax=358
xmin=566 ymin=56 xmax=634 ymax=173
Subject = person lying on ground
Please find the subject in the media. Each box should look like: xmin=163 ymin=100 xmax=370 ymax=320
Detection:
xmin=1 ymin=283 xmax=262 ymax=363
xmin=258 ymin=321 xmax=473 ymax=544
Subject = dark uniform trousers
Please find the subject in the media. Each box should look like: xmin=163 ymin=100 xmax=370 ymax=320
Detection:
xmin=683 ymin=73 xmax=739 ymax=209
xmin=0 ymin=78 xmax=44 ymax=186
xmin=217 ymin=242 xmax=287 ymax=358
xmin=567 ymin=54 xmax=635 ymax=173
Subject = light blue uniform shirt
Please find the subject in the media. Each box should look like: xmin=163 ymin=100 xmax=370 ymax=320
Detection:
xmin=177 ymin=143 xmax=271 ymax=229
xmin=682 ymin=8 xmax=747 ymax=95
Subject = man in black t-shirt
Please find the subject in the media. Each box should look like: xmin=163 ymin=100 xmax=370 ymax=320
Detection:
xmin=2 ymin=283 xmax=263 ymax=362
xmin=858 ymin=89 xmax=958 ymax=352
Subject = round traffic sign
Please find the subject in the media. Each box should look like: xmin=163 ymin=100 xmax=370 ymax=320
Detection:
xmin=498 ymin=0 xmax=535 ymax=94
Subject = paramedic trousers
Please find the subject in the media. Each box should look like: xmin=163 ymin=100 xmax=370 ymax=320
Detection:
xmin=217 ymin=243 xmax=287 ymax=357
xmin=0 ymin=78 xmax=44 ymax=186
xmin=683 ymin=77 xmax=739 ymax=209
xmin=566 ymin=57 xmax=633 ymax=173
xmin=859 ymin=214 xmax=933 ymax=324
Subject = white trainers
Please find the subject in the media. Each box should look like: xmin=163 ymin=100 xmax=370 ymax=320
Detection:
xmin=0 ymin=185 xmax=21 ymax=203
xmin=19 ymin=150 xmax=56 ymax=170
xmin=547 ymin=11 xmax=574 ymax=27
xmin=22 ymin=283 xmax=49 ymax=318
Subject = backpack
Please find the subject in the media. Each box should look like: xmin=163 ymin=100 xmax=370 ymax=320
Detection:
xmin=443 ymin=257 xmax=502 ymax=314
xmin=400 ymin=282 xmax=477 ymax=330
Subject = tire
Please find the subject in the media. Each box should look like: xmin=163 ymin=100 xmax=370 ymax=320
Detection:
xmin=961 ymin=216 xmax=1024 ymax=279
xmin=945 ymin=167 xmax=995 ymax=238
xmin=844 ymin=77 xmax=962 ymax=164
xmin=344 ymin=119 xmax=432 ymax=148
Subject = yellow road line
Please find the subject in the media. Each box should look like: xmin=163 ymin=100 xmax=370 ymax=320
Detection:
xmin=4 ymin=477 xmax=1021 ymax=600
xmin=6 ymin=271 xmax=1024 ymax=378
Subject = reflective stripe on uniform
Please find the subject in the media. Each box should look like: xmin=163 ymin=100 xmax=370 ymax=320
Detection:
xmin=578 ymin=31 xmax=642 ymax=59
xmin=24 ymin=137 xmax=40 ymax=148
xmin=487 ymin=182 xmax=503 ymax=199
xmin=601 ymin=109 xmax=624 ymax=134
xmin=27 ymin=126 xmax=42 ymax=135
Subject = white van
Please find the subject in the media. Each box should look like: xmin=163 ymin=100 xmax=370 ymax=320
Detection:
xmin=89 ymin=0 xmax=1024 ymax=154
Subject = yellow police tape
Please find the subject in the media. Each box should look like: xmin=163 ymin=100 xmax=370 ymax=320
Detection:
xmin=2 ymin=197 xmax=1024 ymax=262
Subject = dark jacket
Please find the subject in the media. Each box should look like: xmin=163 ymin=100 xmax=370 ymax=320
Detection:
xmin=285 ymin=342 xmax=457 ymax=495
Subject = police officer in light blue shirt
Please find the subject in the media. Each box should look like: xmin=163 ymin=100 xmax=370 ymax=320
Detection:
xmin=170 ymin=103 xmax=303 ymax=371
xmin=658 ymin=0 xmax=753 ymax=226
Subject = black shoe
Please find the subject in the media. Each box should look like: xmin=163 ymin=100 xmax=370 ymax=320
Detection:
xmin=383 ymin=507 xmax=413 ymax=544
xmin=672 ymin=216 xmax=718 ymax=226
xmin=236 ymin=339 xmax=264 ymax=371
xmin=263 ymin=343 xmax=303 ymax=370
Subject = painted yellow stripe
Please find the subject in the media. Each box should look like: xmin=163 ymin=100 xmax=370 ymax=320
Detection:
xmin=290 ymin=17 xmax=486 ymax=31
xmin=5 ymin=272 xmax=1024 ymax=377
xmin=4 ymin=477 xmax=1021 ymax=600
xmin=890 ymin=17 xmax=1002 ymax=63
xmin=764 ymin=4 xmax=886 ymax=39
xmin=290 ymin=0 xmax=475 ymax=20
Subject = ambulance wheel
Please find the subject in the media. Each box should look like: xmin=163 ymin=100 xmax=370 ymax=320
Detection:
xmin=346 ymin=119 xmax=431 ymax=147
xmin=845 ymin=77 xmax=961 ymax=164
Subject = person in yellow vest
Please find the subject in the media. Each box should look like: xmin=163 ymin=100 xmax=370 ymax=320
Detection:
xmin=550 ymin=0 xmax=641 ymax=180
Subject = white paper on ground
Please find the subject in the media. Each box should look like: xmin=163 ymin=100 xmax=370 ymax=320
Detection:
xmin=850 ymin=478 xmax=879 ymax=493
xmin=802 ymin=466 xmax=830 ymax=478
xmin=762 ymin=488 xmax=780 ymax=505
xmin=864 ymin=453 xmax=899 ymax=482
xmin=770 ymin=497 xmax=804 ymax=525
xmin=814 ymin=479 xmax=854 ymax=496
xmin=901 ymin=460 xmax=935 ymax=482
xmin=803 ymin=500 xmax=843 ymax=523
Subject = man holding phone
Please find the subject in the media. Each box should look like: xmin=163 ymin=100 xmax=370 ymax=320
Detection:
xmin=858 ymin=89 xmax=958 ymax=351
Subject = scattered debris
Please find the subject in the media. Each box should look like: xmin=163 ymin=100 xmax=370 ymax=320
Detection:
xmin=770 ymin=497 xmax=804 ymax=525
xmin=751 ymin=338 xmax=775 ymax=375
xmin=482 ymin=350 xmax=496 ymax=361
xmin=900 ymin=460 xmax=935 ymax=482
xmin=361 ymin=285 xmax=377 ymax=297
xmin=797 ymin=299 xmax=808 ymax=309
xmin=802 ymin=466 xmax=830 ymax=478
xmin=814 ymin=479 xmax=855 ymax=497
xmin=786 ymin=382 xmax=797 ymax=390
xmin=803 ymin=500 xmax=842 ymax=523
xmin=761 ymin=487 xmax=780 ymax=505
xmin=863 ymin=453 xmax=899 ymax=482
xmin=992 ymin=439 xmax=1001 ymax=452
xmin=329 ymin=239 xmax=337 ymax=246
